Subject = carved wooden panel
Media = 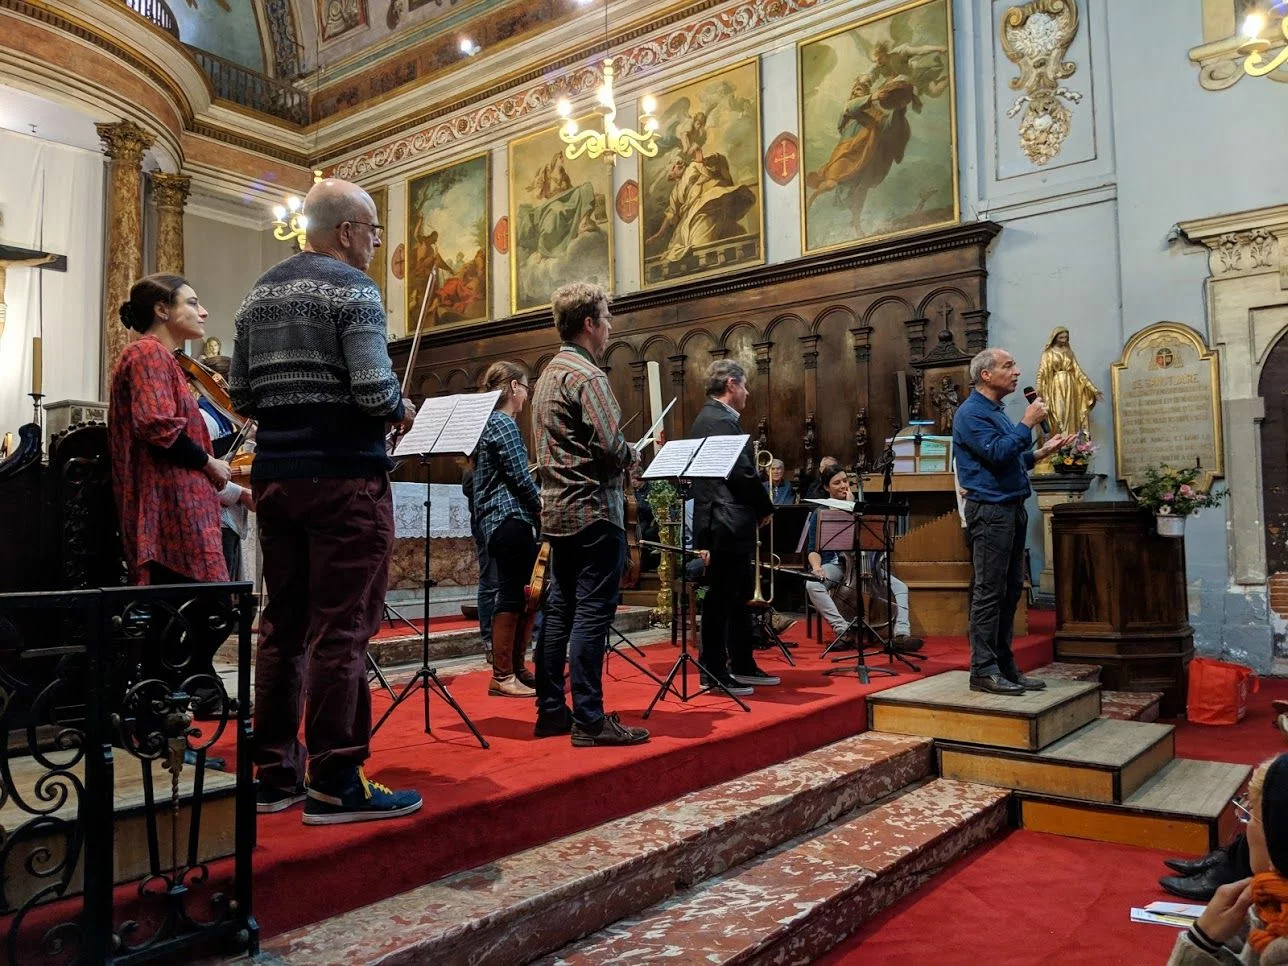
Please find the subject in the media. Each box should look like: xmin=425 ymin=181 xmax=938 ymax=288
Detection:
xmin=392 ymin=222 xmax=1001 ymax=484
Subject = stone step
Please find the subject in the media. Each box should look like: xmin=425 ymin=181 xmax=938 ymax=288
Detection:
xmin=866 ymin=669 xmax=1102 ymax=751
xmin=1016 ymin=757 xmax=1251 ymax=853
xmin=249 ymin=732 xmax=935 ymax=966
xmin=937 ymin=717 xmax=1175 ymax=804
xmin=540 ymin=778 xmax=1009 ymax=965
xmin=1101 ymin=689 xmax=1163 ymax=722
xmin=1031 ymin=661 xmax=1102 ymax=683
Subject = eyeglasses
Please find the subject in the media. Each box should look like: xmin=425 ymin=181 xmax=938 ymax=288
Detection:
xmin=1234 ymin=793 xmax=1253 ymax=824
xmin=340 ymin=220 xmax=384 ymax=240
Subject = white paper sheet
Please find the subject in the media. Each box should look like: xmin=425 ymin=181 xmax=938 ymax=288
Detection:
xmin=431 ymin=390 xmax=503 ymax=455
xmin=683 ymin=434 xmax=750 ymax=479
xmin=393 ymin=395 xmax=458 ymax=457
xmin=642 ymin=438 xmax=703 ymax=479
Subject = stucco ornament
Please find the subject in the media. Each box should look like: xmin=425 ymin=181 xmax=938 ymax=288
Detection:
xmin=1000 ymin=0 xmax=1083 ymax=166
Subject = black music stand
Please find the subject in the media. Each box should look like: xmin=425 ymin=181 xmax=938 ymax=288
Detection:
xmin=642 ymin=438 xmax=753 ymax=718
xmin=371 ymin=392 xmax=492 ymax=748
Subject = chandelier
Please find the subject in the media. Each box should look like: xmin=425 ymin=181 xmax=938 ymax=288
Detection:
xmin=272 ymin=169 xmax=323 ymax=248
xmin=556 ymin=59 xmax=659 ymax=162
xmin=1241 ymin=7 xmax=1288 ymax=77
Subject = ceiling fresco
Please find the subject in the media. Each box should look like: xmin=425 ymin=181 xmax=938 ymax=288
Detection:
xmin=170 ymin=0 xmax=267 ymax=72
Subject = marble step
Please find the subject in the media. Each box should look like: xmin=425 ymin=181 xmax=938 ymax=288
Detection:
xmin=866 ymin=669 xmax=1102 ymax=751
xmin=1016 ymin=757 xmax=1251 ymax=853
xmin=249 ymin=732 xmax=935 ymax=966
xmin=1101 ymin=689 xmax=1163 ymax=722
xmin=540 ymin=778 xmax=1010 ymax=965
xmin=936 ymin=717 xmax=1175 ymax=804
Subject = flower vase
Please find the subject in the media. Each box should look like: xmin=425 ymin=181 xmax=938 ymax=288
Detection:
xmin=1054 ymin=462 xmax=1088 ymax=475
xmin=1155 ymin=513 xmax=1186 ymax=538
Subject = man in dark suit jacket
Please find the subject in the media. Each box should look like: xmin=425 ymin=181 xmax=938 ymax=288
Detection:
xmin=690 ymin=360 xmax=777 ymax=693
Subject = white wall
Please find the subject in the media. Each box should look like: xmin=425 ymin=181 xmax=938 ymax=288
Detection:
xmin=182 ymin=213 xmax=285 ymax=354
xmin=0 ymin=128 xmax=104 ymax=438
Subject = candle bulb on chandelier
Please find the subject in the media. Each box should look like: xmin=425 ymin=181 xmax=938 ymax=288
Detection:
xmin=31 ymin=336 xmax=42 ymax=395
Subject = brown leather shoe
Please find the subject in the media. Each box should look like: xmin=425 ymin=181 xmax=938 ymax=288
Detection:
xmin=490 ymin=611 xmax=535 ymax=697
xmin=892 ymin=634 xmax=924 ymax=653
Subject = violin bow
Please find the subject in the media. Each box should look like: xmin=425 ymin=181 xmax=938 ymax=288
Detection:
xmin=401 ymin=266 xmax=438 ymax=396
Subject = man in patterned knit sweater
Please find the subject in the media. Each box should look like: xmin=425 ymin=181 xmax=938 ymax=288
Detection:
xmin=229 ymin=178 xmax=421 ymax=826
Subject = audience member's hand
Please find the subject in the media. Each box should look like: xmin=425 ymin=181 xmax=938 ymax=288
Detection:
xmin=698 ymin=550 xmax=710 ymax=567
xmin=1021 ymin=396 xmax=1049 ymax=429
xmin=204 ymin=457 xmax=232 ymax=490
xmin=812 ymin=566 xmax=828 ymax=580
xmin=239 ymin=488 xmax=256 ymax=511
xmin=1195 ymin=877 xmax=1254 ymax=944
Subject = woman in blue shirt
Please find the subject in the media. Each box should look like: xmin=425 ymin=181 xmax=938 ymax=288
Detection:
xmin=474 ymin=361 xmax=542 ymax=697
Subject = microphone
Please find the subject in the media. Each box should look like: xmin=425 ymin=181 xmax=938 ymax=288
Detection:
xmin=1022 ymin=386 xmax=1050 ymax=434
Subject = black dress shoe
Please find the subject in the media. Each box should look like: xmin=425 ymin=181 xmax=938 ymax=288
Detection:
xmin=1159 ymin=862 xmax=1241 ymax=902
xmin=969 ymin=674 xmax=1026 ymax=696
xmin=1009 ymin=674 xmax=1047 ymax=691
xmin=1165 ymin=846 xmax=1227 ymax=877
xmin=534 ymin=707 xmax=574 ymax=738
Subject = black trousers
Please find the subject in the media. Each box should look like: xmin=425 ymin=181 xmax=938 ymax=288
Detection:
xmin=700 ymin=548 xmax=754 ymax=675
xmin=487 ymin=516 xmax=537 ymax=614
xmin=965 ymin=499 xmax=1027 ymax=679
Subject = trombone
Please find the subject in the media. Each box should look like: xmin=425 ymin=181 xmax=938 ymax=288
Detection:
xmin=749 ymin=442 xmax=779 ymax=608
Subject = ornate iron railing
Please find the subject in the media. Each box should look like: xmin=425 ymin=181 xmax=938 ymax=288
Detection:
xmin=120 ymin=0 xmax=179 ymax=38
xmin=0 ymin=583 xmax=256 ymax=965
xmin=184 ymin=46 xmax=309 ymax=125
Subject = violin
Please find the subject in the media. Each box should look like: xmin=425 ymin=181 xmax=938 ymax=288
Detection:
xmin=621 ymin=491 xmax=641 ymax=589
xmin=174 ymin=349 xmax=255 ymax=480
xmin=518 ymin=541 xmax=552 ymax=647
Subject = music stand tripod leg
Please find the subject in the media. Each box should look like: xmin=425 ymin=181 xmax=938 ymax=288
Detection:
xmin=605 ymin=623 xmax=666 ymax=686
xmin=751 ymin=608 xmax=795 ymax=667
xmin=367 ymin=652 xmax=397 ymax=701
xmin=370 ymin=456 xmax=489 ymax=749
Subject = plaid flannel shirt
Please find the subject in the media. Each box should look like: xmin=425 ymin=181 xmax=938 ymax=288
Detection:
xmin=474 ymin=410 xmax=541 ymax=544
xmin=532 ymin=344 xmax=638 ymax=537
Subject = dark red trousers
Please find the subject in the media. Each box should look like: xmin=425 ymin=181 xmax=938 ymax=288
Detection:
xmin=252 ymin=475 xmax=394 ymax=789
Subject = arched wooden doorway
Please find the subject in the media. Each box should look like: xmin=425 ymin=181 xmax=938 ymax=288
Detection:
xmin=1259 ymin=331 xmax=1288 ymax=630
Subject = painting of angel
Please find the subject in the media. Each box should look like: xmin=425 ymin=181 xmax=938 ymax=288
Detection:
xmin=800 ymin=0 xmax=958 ymax=253
xmin=406 ymin=154 xmax=489 ymax=329
xmin=509 ymin=120 xmax=613 ymax=312
xmin=639 ymin=59 xmax=763 ymax=287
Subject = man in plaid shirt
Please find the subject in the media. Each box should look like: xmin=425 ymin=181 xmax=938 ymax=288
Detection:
xmin=531 ymin=282 xmax=649 ymax=747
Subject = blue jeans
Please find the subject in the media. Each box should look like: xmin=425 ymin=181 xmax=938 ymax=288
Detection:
xmin=965 ymin=499 xmax=1027 ymax=679
xmin=537 ymin=521 xmax=625 ymax=727
xmin=475 ymin=528 xmax=498 ymax=643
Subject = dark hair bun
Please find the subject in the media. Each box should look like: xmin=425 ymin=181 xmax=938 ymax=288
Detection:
xmin=118 ymin=302 xmax=136 ymax=331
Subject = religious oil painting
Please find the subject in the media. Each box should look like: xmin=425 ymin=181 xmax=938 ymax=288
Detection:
xmin=365 ymin=185 xmax=391 ymax=331
xmin=317 ymin=0 xmax=368 ymax=42
xmin=799 ymin=0 xmax=958 ymax=253
xmin=639 ymin=59 xmax=764 ymax=288
xmin=509 ymin=119 xmax=613 ymax=312
xmin=406 ymin=153 xmax=489 ymax=330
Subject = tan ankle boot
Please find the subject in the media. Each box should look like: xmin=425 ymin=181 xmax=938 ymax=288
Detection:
xmin=488 ymin=611 xmax=535 ymax=698
xmin=513 ymin=610 xmax=537 ymax=689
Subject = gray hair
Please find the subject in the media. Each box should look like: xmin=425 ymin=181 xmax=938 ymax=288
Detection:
xmin=704 ymin=359 xmax=746 ymax=397
xmin=303 ymin=180 xmax=374 ymax=246
xmin=551 ymin=282 xmax=608 ymax=341
xmin=970 ymin=347 xmax=1009 ymax=386
xmin=770 ymin=458 xmax=784 ymax=471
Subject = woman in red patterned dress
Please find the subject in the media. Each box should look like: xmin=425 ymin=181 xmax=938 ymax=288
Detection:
xmin=109 ymin=274 xmax=231 ymax=586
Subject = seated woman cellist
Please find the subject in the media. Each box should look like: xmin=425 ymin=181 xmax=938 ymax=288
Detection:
xmin=803 ymin=466 xmax=922 ymax=653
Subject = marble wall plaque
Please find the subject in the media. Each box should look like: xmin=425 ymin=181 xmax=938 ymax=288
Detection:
xmin=1111 ymin=322 xmax=1224 ymax=490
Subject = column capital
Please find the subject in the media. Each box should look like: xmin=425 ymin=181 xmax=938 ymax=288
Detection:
xmin=152 ymin=173 xmax=191 ymax=210
xmin=96 ymin=120 xmax=154 ymax=165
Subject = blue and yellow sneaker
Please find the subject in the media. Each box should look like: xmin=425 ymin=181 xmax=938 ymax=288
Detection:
xmin=302 ymin=767 xmax=422 ymax=826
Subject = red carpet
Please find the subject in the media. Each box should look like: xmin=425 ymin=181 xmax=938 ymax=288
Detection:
xmin=1168 ymin=676 xmax=1288 ymax=766
xmin=817 ymin=829 xmax=1187 ymax=965
xmin=371 ymin=614 xmax=475 ymax=640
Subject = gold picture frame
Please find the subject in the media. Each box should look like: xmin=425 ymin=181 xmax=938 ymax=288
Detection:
xmin=638 ymin=58 xmax=765 ymax=290
xmin=508 ymin=118 xmax=615 ymax=314
xmin=366 ymin=184 xmax=391 ymax=332
xmin=405 ymin=152 xmax=491 ymax=334
xmin=797 ymin=0 xmax=960 ymax=255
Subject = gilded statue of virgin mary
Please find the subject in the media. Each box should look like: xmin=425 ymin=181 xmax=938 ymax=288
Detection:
xmin=1035 ymin=326 xmax=1102 ymax=437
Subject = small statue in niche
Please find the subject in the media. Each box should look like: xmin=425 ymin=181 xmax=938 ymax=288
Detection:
xmin=802 ymin=412 xmax=817 ymax=478
xmin=931 ymin=375 xmax=960 ymax=433
xmin=909 ymin=371 xmax=925 ymax=421
xmin=757 ymin=417 xmax=769 ymax=455
xmin=1036 ymin=326 xmax=1102 ymax=438
xmin=853 ymin=408 xmax=869 ymax=473
xmin=199 ymin=336 xmax=231 ymax=379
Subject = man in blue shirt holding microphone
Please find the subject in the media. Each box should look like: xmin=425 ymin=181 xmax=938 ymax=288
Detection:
xmin=953 ymin=348 xmax=1072 ymax=695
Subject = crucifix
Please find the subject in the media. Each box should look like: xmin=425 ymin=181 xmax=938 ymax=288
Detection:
xmin=0 ymin=243 xmax=68 ymax=399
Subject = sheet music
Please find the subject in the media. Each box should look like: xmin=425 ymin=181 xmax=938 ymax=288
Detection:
xmin=684 ymin=434 xmax=749 ymax=479
xmin=806 ymin=497 xmax=856 ymax=512
xmin=432 ymin=390 xmax=503 ymax=454
xmin=393 ymin=395 xmax=458 ymax=457
xmin=642 ymin=438 xmax=703 ymax=479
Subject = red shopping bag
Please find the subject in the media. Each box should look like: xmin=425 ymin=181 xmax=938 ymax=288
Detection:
xmin=1186 ymin=656 xmax=1260 ymax=725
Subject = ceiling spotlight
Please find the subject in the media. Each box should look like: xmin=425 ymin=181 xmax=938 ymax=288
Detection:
xmin=459 ymin=37 xmax=479 ymax=56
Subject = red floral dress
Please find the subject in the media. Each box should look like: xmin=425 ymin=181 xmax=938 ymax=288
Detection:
xmin=109 ymin=336 xmax=228 ymax=584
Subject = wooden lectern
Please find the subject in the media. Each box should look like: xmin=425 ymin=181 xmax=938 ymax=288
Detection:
xmin=1051 ymin=501 xmax=1194 ymax=716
